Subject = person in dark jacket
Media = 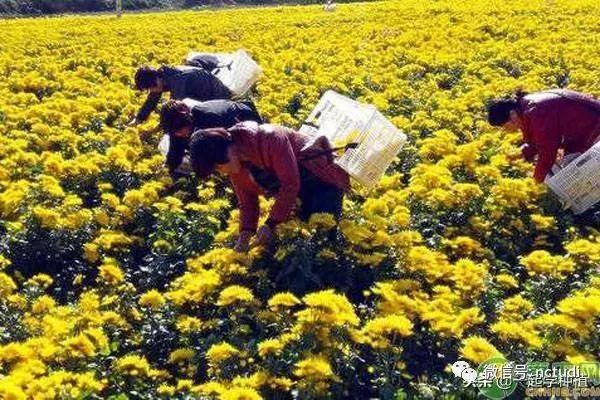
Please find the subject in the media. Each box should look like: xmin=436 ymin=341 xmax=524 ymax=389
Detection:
xmin=130 ymin=65 xmax=232 ymax=125
xmin=188 ymin=121 xmax=350 ymax=252
xmin=487 ymin=89 xmax=600 ymax=183
xmin=159 ymin=99 xmax=262 ymax=177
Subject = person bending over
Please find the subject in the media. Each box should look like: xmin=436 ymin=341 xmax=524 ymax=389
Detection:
xmin=487 ymin=89 xmax=600 ymax=182
xmin=189 ymin=121 xmax=350 ymax=252
xmin=131 ymin=65 xmax=232 ymax=125
xmin=159 ymin=99 xmax=262 ymax=177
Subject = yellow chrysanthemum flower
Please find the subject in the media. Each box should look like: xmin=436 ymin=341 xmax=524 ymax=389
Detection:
xmin=460 ymin=336 xmax=502 ymax=364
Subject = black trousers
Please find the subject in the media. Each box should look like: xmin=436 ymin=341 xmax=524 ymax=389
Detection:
xmin=297 ymin=167 xmax=344 ymax=221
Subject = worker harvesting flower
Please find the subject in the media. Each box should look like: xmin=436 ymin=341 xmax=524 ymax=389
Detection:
xmin=159 ymin=98 xmax=262 ymax=177
xmin=487 ymin=89 xmax=600 ymax=183
xmin=131 ymin=64 xmax=232 ymax=125
xmin=189 ymin=121 xmax=350 ymax=252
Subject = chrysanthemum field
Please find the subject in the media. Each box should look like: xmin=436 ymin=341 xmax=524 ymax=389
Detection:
xmin=0 ymin=0 xmax=599 ymax=398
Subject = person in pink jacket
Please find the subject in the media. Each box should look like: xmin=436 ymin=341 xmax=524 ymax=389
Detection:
xmin=487 ymin=89 xmax=600 ymax=182
xmin=189 ymin=121 xmax=350 ymax=252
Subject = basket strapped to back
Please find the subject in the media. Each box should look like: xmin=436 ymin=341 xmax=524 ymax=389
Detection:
xmin=185 ymin=49 xmax=262 ymax=98
xmin=541 ymin=90 xmax=600 ymax=214
xmin=299 ymin=90 xmax=406 ymax=189
xmin=546 ymin=141 xmax=600 ymax=214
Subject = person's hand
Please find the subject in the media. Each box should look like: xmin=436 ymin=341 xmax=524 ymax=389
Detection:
xmin=234 ymin=231 xmax=253 ymax=253
xmin=520 ymin=143 xmax=536 ymax=162
xmin=252 ymin=225 xmax=273 ymax=248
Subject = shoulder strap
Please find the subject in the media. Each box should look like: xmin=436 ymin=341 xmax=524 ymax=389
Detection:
xmin=212 ymin=60 xmax=233 ymax=73
xmin=298 ymin=142 xmax=359 ymax=162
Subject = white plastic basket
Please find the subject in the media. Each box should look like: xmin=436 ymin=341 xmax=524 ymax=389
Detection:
xmin=185 ymin=49 xmax=262 ymax=98
xmin=158 ymin=134 xmax=170 ymax=157
xmin=299 ymin=90 xmax=406 ymax=188
xmin=545 ymin=141 xmax=600 ymax=214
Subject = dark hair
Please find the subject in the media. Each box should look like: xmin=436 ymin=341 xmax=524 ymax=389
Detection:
xmin=160 ymin=101 xmax=193 ymax=134
xmin=134 ymin=66 xmax=159 ymax=90
xmin=487 ymin=90 xmax=528 ymax=126
xmin=189 ymin=129 xmax=232 ymax=179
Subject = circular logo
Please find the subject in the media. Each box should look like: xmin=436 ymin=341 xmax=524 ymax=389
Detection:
xmin=477 ymin=356 xmax=518 ymax=400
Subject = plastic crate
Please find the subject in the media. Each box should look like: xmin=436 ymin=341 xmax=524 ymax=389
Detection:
xmin=299 ymin=90 xmax=406 ymax=188
xmin=158 ymin=134 xmax=170 ymax=156
xmin=545 ymin=141 xmax=600 ymax=214
xmin=185 ymin=50 xmax=262 ymax=98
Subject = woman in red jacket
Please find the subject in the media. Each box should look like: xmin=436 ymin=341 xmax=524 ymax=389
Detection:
xmin=487 ymin=89 xmax=600 ymax=183
xmin=189 ymin=121 xmax=350 ymax=252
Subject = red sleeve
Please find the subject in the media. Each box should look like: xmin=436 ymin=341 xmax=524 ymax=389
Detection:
xmin=534 ymin=148 xmax=559 ymax=183
xmin=262 ymin=130 xmax=301 ymax=225
xmin=527 ymin=111 xmax=561 ymax=183
xmin=230 ymin=173 xmax=260 ymax=233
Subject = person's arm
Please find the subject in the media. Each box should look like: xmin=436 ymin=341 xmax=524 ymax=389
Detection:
xmin=231 ymin=174 xmax=260 ymax=233
xmin=521 ymin=143 xmax=538 ymax=162
xmin=136 ymin=92 xmax=162 ymax=122
xmin=165 ymin=138 xmax=187 ymax=174
xmin=534 ymin=147 xmax=559 ymax=183
xmin=262 ymin=130 xmax=301 ymax=227
xmin=534 ymin=148 xmax=558 ymax=183
xmin=528 ymin=111 xmax=560 ymax=183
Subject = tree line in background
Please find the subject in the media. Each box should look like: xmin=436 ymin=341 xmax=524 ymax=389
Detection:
xmin=0 ymin=0 xmax=343 ymax=15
